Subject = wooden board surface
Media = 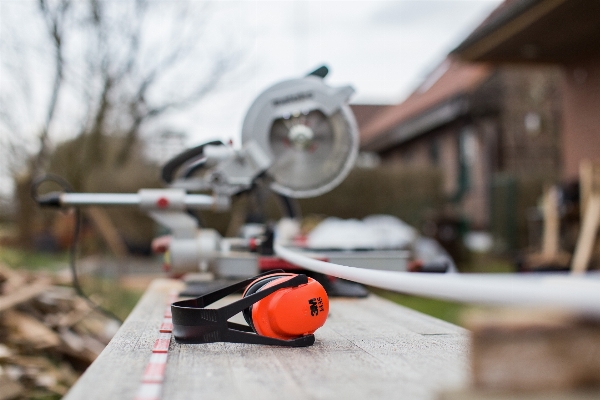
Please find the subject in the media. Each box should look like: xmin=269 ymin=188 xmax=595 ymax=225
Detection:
xmin=64 ymin=279 xmax=469 ymax=400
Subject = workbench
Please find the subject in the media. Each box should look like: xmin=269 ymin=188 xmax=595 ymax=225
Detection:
xmin=63 ymin=279 xmax=469 ymax=400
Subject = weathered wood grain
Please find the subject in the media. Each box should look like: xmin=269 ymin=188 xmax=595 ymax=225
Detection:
xmin=64 ymin=279 xmax=469 ymax=400
xmin=63 ymin=279 xmax=184 ymax=400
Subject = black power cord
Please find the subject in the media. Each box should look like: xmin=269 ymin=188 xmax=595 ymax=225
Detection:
xmin=31 ymin=174 xmax=123 ymax=324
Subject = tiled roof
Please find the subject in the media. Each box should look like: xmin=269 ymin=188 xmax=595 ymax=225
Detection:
xmin=452 ymin=0 xmax=540 ymax=56
xmin=360 ymin=57 xmax=492 ymax=147
xmin=350 ymin=104 xmax=389 ymax=132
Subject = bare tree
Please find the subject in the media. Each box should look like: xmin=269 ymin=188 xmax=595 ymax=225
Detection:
xmin=0 ymin=0 xmax=242 ymax=245
xmin=0 ymin=0 xmax=241 ymax=184
xmin=34 ymin=0 xmax=70 ymax=175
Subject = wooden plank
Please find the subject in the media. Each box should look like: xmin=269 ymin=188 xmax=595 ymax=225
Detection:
xmin=64 ymin=279 xmax=468 ymax=400
xmin=165 ymin=297 xmax=468 ymax=400
xmin=63 ymin=279 xmax=184 ymax=400
xmin=85 ymin=207 xmax=129 ymax=258
xmin=2 ymin=309 xmax=61 ymax=349
xmin=0 ymin=278 xmax=51 ymax=313
xmin=570 ymin=195 xmax=600 ymax=274
xmin=466 ymin=309 xmax=600 ymax=392
xmin=542 ymin=185 xmax=560 ymax=259
xmin=579 ymin=160 xmax=600 ymax=226
xmin=524 ymin=185 xmax=571 ymax=270
xmin=572 ymin=160 xmax=600 ymax=274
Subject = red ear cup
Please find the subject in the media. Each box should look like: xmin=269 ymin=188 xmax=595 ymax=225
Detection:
xmin=242 ymin=273 xmax=294 ymax=331
xmin=243 ymin=274 xmax=329 ymax=340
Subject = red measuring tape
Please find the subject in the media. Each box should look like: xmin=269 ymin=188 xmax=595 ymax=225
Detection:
xmin=134 ymin=290 xmax=179 ymax=400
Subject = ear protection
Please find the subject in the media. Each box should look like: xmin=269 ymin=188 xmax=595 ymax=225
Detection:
xmin=171 ymin=270 xmax=329 ymax=347
xmin=242 ymin=272 xmax=328 ymax=340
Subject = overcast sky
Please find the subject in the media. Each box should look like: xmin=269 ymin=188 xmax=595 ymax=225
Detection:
xmin=0 ymin=0 xmax=502 ymax=199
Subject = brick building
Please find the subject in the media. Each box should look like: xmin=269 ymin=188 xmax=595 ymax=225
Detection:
xmin=360 ymin=57 xmax=562 ymax=230
xmin=350 ymin=104 xmax=389 ymax=133
xmin=452 ymin=0 xmax=600 ymax=182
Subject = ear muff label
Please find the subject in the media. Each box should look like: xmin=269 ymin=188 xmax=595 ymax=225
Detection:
xmin=308 ymin=297 xmax=325 ymax=316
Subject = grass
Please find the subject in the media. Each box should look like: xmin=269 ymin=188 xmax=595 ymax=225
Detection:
xmin=371 ymin=252 xmax=516 ymax=327
xmin=372 ymin=288 xmax=466 ymax=326
xmin=458 ymin=252 xmax=515 ymax=273
xmin=0 ymin=246 xmax=69 ymax=271
xmin=79 ymin=276 xmax=144 ymax=321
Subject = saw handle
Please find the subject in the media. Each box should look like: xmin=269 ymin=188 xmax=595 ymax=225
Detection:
xmin=161 ymin=140 xmax=224 ymax=184
xmin=307 ymin=65 xmax=329 ymax=79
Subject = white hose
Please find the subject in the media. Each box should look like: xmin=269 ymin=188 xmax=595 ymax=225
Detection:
xmin=274 ymin=243 xmax=600 ymax=316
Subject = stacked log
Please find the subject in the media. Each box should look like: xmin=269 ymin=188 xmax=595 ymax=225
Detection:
xmin=0 ymin=264 xmax=119 ymax=399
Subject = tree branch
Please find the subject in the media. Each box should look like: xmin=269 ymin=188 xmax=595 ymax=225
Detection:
xmin=33 ymin=0 xmax=71 ymax=175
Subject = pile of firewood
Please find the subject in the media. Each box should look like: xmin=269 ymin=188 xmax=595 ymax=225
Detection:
xmin=0 ymin=264 xmax=119 ymax=399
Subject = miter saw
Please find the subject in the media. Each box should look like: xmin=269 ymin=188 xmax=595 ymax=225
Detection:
xmin=37 ymin=66 xmax=368 ymax=285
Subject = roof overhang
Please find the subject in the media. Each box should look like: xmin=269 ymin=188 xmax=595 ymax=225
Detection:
xmin=362 ymin=95 xmax=470 ymax=153
xmin=452 ymin=0 xmax=600 ymax=64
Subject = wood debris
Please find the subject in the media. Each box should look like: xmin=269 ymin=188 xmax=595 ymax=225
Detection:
xmin=0 ymin=264 xmax=119 ymax=399
xmin=453 ymin=308 xmax=600 ymax=398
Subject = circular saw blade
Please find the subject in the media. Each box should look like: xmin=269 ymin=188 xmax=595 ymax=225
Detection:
xmin=241 ymin=76 xmax=359 ymax=198
xmin=268 ymin=110 xmax=354 ymax=197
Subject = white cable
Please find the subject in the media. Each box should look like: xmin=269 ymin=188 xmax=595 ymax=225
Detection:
xmin=274 ymin=243 xmax=600 ymax=316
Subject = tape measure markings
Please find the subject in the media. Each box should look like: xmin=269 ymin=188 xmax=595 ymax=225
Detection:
xmin=134 ymin=290 xmax=178 ymax=400
xmin=159 ymin=319 xmax=173 ymax=333
xmin=142 ymin=353 xmax=168 ymax=383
